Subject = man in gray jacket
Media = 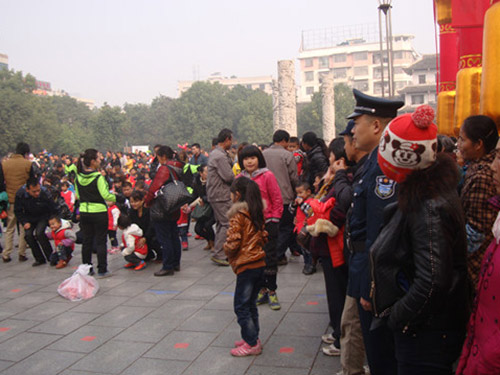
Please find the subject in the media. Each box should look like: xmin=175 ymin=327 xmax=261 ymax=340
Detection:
xmin=263 ymin=130 xmax=299 ymax=265
xmin=206 ymin=129 xmax=234 ymax=265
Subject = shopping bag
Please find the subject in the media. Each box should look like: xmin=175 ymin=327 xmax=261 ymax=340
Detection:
xmin=57 ymin=264 xmax=99 ymax=301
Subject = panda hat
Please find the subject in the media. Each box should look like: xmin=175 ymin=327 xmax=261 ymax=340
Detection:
xmin=378 ymin=105 xmax=438 ymax=183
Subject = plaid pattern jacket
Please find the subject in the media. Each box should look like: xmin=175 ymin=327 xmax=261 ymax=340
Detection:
xmin=461 ymin=150 xmax=497 ymax=288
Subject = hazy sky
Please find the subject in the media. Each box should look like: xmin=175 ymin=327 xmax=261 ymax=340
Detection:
xmin=1 ymin=0 xmax=436 ymax=107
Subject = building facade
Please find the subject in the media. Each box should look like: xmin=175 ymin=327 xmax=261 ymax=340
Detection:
xmin=0 ymin=53 xmax=8 ymax=71
xmin=298 ymin=26 xmax=419 ymax=103
xmin=178 ymin=74 xmax=273 ymax=97
xmin=398 ymin=54 xmax=438 ymax=113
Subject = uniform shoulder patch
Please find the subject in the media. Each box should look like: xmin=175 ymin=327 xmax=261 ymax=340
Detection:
xmin=374 ymin=175 xmax=396 ymax=199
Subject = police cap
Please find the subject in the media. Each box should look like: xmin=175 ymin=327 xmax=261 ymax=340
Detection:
xmin=347 ymin=89 xmax=404 ymax=119
xmin=339 ymin=120 xmax=355 ymax=136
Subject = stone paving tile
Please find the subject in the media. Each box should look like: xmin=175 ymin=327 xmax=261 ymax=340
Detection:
xmin=69 ymin=340 xmax=152 ymax=374
xmin=0 ymin=361 xmax=13 ymax=373
xmin=246 ymin=366 xmax=311 ymax=375
xmin=102 ymin=280 xmax=157 ymax=297
xmin=288 ymin=294 xmax=330 ymax=314
xmin=148 ymin=299 xmax=205 ymax=322
xmin=182 ymin=346 xmax=253 ymax=375
xmin=29 ymin=311 xmax=100 ymax=335
xmin=69 ymin=295 xmax=129 ymax=314
xmin=149 ymin=276 xmax=199 ymax=292
xmin=310 ymin=348 xmax=342 ymax=374
xmin=0 ymin=332 xmax=61 ymax=362
xmin=113 ymin=317 xmax=176 ymax=343
xmin=253 ymin=335 xmax=321 ymax=369
xmin=12 ymin=301 xmax=74 ymax=321
xmin=120 ymin=288 xmax=178 ymax=307
xmin=46 ymin=326 xmax=124 ymax=353
xmin=177 ymin=308 xmax=235 ymax=333
xmin=88 ymin=305 xmax=154 ymax=328
xmin=0 ymin=349 xmax=84 ymax=375
xmin=203 ymin=293 xmax=234 ymax=310
xmin=274 ymin=312 xmax=330 ymax=337
xmin=174 ymin=283 xmax=224 ymax=300
xmin=0 ymin=291 xmax=55 ymax=310
xmin=194 ymin=269 xmax=235 ymax=285
xmin=0 ymin=319 xmax=40 ymax=343
xmin=60 ymin=371 xmax=112 ymax=375
xmin=120 ymin=358 xmax=190 ymax=375
xmin=144 ymin=330 xmax=217 ymax=361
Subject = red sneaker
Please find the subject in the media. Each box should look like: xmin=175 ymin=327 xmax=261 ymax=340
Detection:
xmin=124 ymin=262 xmax=135 ymax=269
xmin=195 ymin=234 xmax=203 ymax=240
xmin=182 ymin=241 xmax=189 ymax=251
xmin=234 ymin=338 xmax=261 ymax=347
xmin=134 ymin=261 xmax=147 ymax=271
xmin=187 ymin=232 xmax=192 ymax=237
xmin=230 ymin=342 xmax=262 ymax=356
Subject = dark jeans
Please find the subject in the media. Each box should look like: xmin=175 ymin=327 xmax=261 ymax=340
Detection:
xmin=108 ymin=230 xmax=118 ymax=247
xmin=194 ymin=216 xmax=215 ymax=241
xmin=154 ymin=220 xmax=181 ymax=271
xmin=394 ymin=329 xmax=464 ymax=375
xmin=178 ymin=226 xmax=188 ymax=243
xmin=80 ymin=212 xmax=108 ymax=274
xmin=276 ymin=205 xmax=301 ymax=260
xmin=25 ymin=219 xmax=53 ymax=263
xmin=262 ymin=222 xmax=279 ymax=291
xmin=358 ymin=302 xmax=397 ymax=375
xmin=300 ymin=245 xmax=312 ymax=266
xmin=49 ymin=245 xmax=73 ymax=265
xmin=321 ymin=257 xmax=348 ymax=347
xmin=234 ymin=267 xmax=265 ymax=347
xmin=124 ymin=253 xmax=142 ymax=265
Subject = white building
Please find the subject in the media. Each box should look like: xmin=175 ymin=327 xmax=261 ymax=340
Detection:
xmin=0 ymin=53 xmax=8 ymax=70
xmin=398 ymin=54 xmax=437 ymax=113
xmin=298 ymin=25 xmax=419 ymax=102
xmin=178 ymin=73 xmax=273 ymax=97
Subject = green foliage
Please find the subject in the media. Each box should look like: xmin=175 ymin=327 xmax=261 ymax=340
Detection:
xmin=297 ymin=83 xmax=356 ymax=140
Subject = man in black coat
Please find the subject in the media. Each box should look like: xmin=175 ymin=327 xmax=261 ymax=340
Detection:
xmin=14 ymin=177 xmax=59 ymax=266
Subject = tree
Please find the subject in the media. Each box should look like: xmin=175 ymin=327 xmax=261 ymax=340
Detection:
xmin=91 ymin=103 xmax=127 ymax=151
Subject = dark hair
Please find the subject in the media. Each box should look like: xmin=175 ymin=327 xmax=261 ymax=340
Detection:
xmin=134 ymin=180 xmax=145 ymax=190
xmin=289 ymin=136 xmax=300 ymax=145
xmin=302 ymin=131 xmax=329 ymax=157
xmin=78 ymin=149 xmax=99 ymax=173
xmin=238 ymin=145 xmax=266 ymax=171
xmin=462 ymin=115 xmax=499 ymax=154
xmin=273 ymin=130 xmax=290 ymax=143
xmin=130 ymin=190 xmax=145 ymax=201
xmin=157 ymin=146 xmax=174 ymax=159
xmin=217 ymin=128 xmax=233 ymax=144
xmin=328 ymin=137 xmax=346 ymax=161
xmin=191 ymin=143 xmax=201 ymax=149
xmin=230 ymin=177 xmax=265 ymax=231
xmin=15 ymin=142 xmax=30 ymax=156
xmin=437 ymin=135 xmax=457 ymax=154
xmin=61 ymin=181 xmax=70 ymax=188
xmin=26 ymin=177 xmax=39 ymax=188
xmin=122 ymin=181 xmax=133 ymax=189
xmin=48 ymin=214 xmax=61 ymax=223
xmin=198 ymin=164 xmax=208 ymax=173
xmin=212 ymin=138 xmax=219 ymax=147
xmin=117 ymin=214 xmax=131 ymax=229
xmin=297 ymin=181 xmax=311 ymax=191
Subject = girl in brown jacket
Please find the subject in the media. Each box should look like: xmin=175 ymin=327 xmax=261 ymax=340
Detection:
xmin=224 ymin=177 xmax=268 ymax=357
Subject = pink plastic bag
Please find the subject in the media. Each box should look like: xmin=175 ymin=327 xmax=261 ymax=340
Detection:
xmin=57 ymin=264 xmax=99 ymax=301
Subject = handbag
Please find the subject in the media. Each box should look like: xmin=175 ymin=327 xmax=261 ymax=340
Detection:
xmin=192 ymin=203 xmax=212 ymax=220
xmin=296 ymin=220 xmax=311 ymax=249
xmin=151 ymin=166 xmax=194 ymax=220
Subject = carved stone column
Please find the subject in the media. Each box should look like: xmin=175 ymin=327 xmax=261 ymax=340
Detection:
xmin=321 ymin=73 xmax=335 ymax=144
xmin=272 ymin=79 xmax=280 ymax=132
xmin=278 ymin=60 xmax=297 ymax=136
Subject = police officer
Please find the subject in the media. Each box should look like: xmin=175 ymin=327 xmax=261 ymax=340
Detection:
xmin=346 ymin=89 xmax=404 ymax=375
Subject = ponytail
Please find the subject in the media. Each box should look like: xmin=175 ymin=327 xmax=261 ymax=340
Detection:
xmin=230 ymin=177 xmax=265 ymax=231
xmin=77 ymin=149 xmax=99 ymax=173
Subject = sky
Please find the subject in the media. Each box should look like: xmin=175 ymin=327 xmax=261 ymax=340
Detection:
xmin=0 ymin=0 xmax=436 ymax=107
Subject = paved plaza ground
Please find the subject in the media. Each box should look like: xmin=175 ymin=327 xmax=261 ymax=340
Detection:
xmin=0 ymin=234 xmax=341 ymax=375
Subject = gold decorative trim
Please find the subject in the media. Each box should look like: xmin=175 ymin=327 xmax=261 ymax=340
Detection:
xmin=459 ymin=54 xmax=482 ymax=69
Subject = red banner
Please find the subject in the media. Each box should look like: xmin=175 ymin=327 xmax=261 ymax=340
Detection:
xmin=451 ymin=0 xmax=490 ymax=27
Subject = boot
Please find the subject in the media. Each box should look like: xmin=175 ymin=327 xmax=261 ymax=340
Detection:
xmin=204 ymin=240 xmax=214 ymax=250
xmin=55 ymin=259 xmax=67 ymax=269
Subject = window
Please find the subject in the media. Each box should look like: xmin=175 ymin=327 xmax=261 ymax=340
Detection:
xmin=373 ymin=67 xmax=388 ymax=79
xmin=393 ymin=51 xmax=403 ymax=60
xmin=395 ymin=81 xmax=407 ymax=89
xmin=319 ymin=56 xmax=329 ymax=68
xmin=305 ymin=58 xmax=313 ymax=67
xmin=306 ymin=87 xmax=314 ymax=95
xmin=374 ymin=82 xmax=389 ymax=95
xmin=411 ymin=94 xmax=425 ymax=105
xmin=418 ymin=75 xmax=426 ymax=84
xmin=353 ymin=52 xmax=368 ymax=61
xmin=333 ymin=54 xmax=347 ymax=63
xmin=373 ymin=53 xmax=388 ymax=64
xmin=394 ymin=67 xmax=404 ymax=74
xmin=333 ymin=68 xmax=347 ymax=79
xmin=354 ymin=66 xmax=368 ymax=76
xmin=353 ymin=80 xmax=369 ymax=92
xmin=305 ymin=72 xmax=314 ymax=82
xmin=259 ymin=84 xmax=266 ymax=90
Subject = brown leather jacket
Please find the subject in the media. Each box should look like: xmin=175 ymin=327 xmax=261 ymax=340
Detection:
xmin=223 ymin=202 xmax=267 ymax=274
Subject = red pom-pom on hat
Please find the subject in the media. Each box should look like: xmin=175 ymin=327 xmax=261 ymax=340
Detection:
xmin=411 ymin=105 xmax=435 ymax=129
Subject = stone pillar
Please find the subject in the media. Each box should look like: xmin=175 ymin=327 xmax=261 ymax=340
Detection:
xmin=277 ymin=60 xmax=297 ymax=136
xmin=272 ymin=79 xmax=280 ymax=132
xmin=321 ymin=73 xmax=335 ymax=144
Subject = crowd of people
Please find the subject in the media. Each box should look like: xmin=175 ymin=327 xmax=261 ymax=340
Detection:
xmin=0 ymin=88 xmax=499 ymax=374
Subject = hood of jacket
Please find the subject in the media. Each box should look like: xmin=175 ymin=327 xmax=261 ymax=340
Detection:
xmin=125 ymin=223 xmax=143 ymax=237
xmin=55 ymin=219 xmax=72 ymax=233
xmin=76 ymin=170 xmax=101 ymax=186
xmin=227 ymin=201 xmax=249 ymax=219
xmin=240 ymin=168 xmax=269 ymax=179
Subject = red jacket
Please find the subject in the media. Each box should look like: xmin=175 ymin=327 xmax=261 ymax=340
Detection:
xmin=60 ymin=190 xmax=75 ymax=212
xmin=145 ymin=160 xmax=184 ymax=206
xmin=107 ymin=205 xmax=120 ymax=231
xmin=46 ymin=220 xmax=76 ymax=250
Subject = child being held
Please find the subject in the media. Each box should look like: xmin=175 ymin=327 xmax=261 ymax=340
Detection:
xmin=223 ymin=177 xmax=268 ymax=357
xmin=118 ymin=214 xmax=148 ymax=271
xmin=107 ymin=201 xmax=120 ymax=253
xmin=60 ymin=181 xmax=75 ymax=212
xmin=46 ymin=215 xmax=76 ymax=269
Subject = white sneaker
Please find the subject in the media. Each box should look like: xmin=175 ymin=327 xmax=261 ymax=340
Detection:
xmin=322 ymin=343 xmax=341 ymax=356
xmin=321 ymin=333 xmax=335 ymax=344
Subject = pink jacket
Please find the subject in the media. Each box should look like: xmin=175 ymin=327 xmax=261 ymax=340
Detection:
xmin=457 ymin=211 xmax=500 ymax=374
xmin=239 ymin=168 xmax=283 ymax=222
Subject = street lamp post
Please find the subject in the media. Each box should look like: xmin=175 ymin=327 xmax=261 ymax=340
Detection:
xmin=378 ymin=0 xmax=395 ymax=97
